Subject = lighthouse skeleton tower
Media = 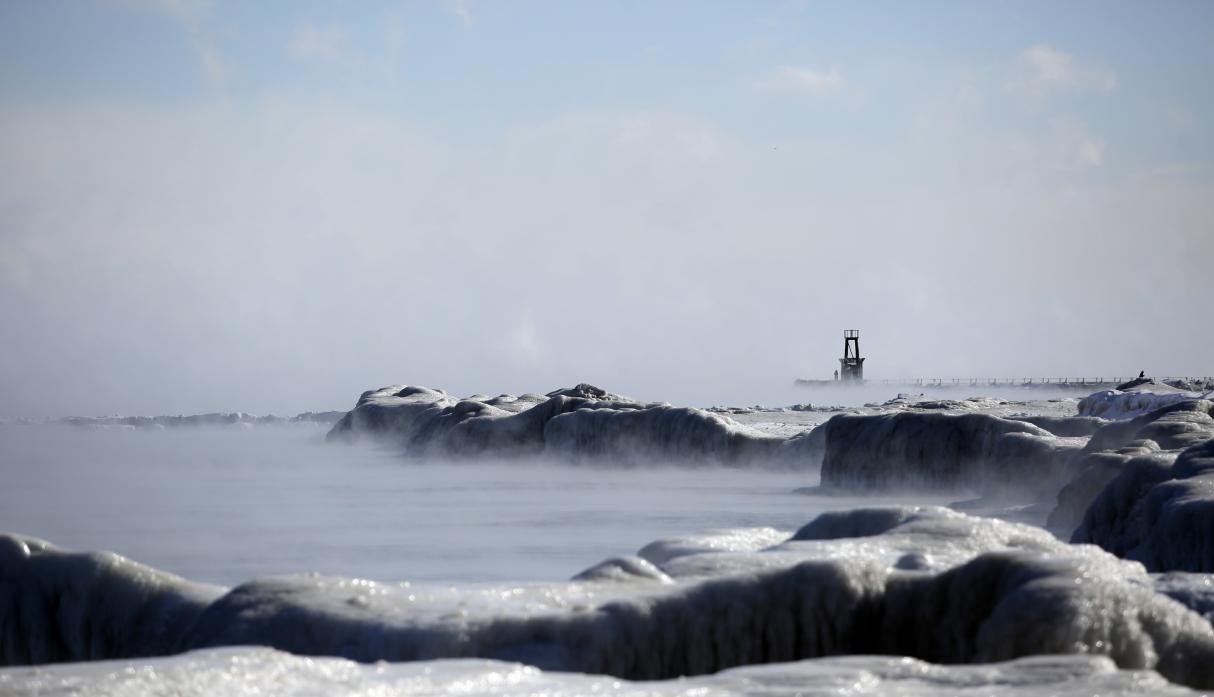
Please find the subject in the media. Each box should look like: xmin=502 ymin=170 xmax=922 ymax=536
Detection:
xmin=839 ymin=329 xmax=865 ymax=382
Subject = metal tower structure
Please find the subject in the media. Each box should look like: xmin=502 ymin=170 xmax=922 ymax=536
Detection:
xmin=839 ymin=329 xmax=865 ymax=381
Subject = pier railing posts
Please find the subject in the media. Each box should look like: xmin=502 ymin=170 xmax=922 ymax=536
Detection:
xmin=807 ymin=375 xmax=1210 ymax=389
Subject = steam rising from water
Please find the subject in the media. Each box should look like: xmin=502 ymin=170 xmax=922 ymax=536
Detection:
xmin=0 ymin=426 xmax=921 ymax=585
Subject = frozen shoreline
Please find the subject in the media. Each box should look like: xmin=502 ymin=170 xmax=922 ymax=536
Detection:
xmin=3 ymin=504 xmax=1214 ymax=688
xmin=2 ymin=648 xmax=1199 ymax=696
xmin=3 ymin=380 xmax=1214 ymax=691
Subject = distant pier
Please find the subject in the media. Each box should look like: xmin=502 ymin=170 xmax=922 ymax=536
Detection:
xmin=794 ymin=376 xmax=1213 ymax=390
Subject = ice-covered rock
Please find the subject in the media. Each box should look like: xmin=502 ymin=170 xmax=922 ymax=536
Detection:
xmin=325 ymin=383 xmax=1142 ymax=477
xmin=1167 ymin=378 xmax=1214 ymax=393
xmin=0 ymin=647 xmax=1199 ymax=697
xmin=544 ymin=405 xmax=782 ymax=462
xmin=0 ymin=534 xmax=222 ymax=665
xmin=636 ymin=527 xmax=789 ymax=567
xmin=326 ymin=384 xmax=783 ymax=464
xmin=1154 ymin=573 xmax=1214 ymax=626
xmin=1009 ymin=414 xmax=1109 ymax=437
xmin=1046 ymin=439 xmax=1172 ymax=535
xmin=1084 ymin=400 xmax=1214 ymax=453
xmin=1079 ymin=385 xmax=1210 ymax=420
xmin=816 ymin=412 xmax=1083 ymax=497
xmin=570 ymin=557 xmax=673 ymax=584
xmin=545 ymin=383 xmax=631 ymax=402
xmin=7 ymin=508 xmax=1214 ymax=688
xmin=776 ymin=421 xmax=828 ymax=465
xmin=792 ymin=506 xmax=924 ymax=541
xmin=1068 ymin=401 xmax=1214 ymax=571
xmin=638 ymin=506 xmax=1092 ymax=581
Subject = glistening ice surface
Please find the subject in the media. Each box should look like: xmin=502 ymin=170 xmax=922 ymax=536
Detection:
xmin=0 ymin=426 xmax=910 ymax=586
xmin=1 ymin=649 xmax=1197 ymax=697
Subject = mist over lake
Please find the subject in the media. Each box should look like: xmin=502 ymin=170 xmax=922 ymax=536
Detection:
xmin=2 ymin=1 xmax=1213 ymax=694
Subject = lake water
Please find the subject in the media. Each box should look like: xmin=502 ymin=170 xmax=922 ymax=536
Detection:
xmin=0 ymin=426 xmax=934 ymax=587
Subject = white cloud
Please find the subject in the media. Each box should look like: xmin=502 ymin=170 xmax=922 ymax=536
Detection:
xmin=1076 ymin=135 xmax=1105 ymax=168
xmin=1050 ymin=117 xmax=1106 ymax=169
xmin=288 ymin=21 xmax=348 ymax=63
xmin=443 ymin=0 xmax=473 ymax=25
xmin=286 ymin=17 xmax=405 ymax=83
xmin=1007 ymin=44 xmax=1116 ymax=96
xmin=139 ymin=0 xmax=228 ymax=90
xmin=756 ymin=65 xmax=844 ymax=95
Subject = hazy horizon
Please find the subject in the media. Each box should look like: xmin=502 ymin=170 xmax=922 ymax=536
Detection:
xmin=2 ymin=1 xmax=1212 ymax=418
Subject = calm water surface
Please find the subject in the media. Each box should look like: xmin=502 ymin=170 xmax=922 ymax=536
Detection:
xmin=1 ymin=427 xmax=936 ymax=586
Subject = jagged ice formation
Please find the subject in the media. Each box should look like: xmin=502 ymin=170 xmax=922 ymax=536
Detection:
xmin=4 ymin=507 xmax=1214 ymax=688
xmin=326 ymin=383 xmax=783 ymax=464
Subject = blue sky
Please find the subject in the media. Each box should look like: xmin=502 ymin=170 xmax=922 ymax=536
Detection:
xmin=1 ymin=1 xmax=1212 ymax=415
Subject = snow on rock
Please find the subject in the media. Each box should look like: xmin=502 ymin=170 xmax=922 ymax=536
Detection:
xmin=1153 ymin=573 xmax=1214 ymax=626
xmin=570 ymin=557 xmax=673 ymax=585
xmin=543 ymin=405 xmax=782 ymax=462
xmin=1008 ymin=414 xmax=1109 ymax=437
xmin=777 ymin=505 xmax=1097 ymax=574
xmin=1046 ymin=439 xmax=1173 ymax=535
xmin=544 ymin=384 xmax=632 ymax=402
xmin=1068 ymin=401 xmax=1214 ymax=571
xmin=776 ymin=421 xmax=828 ymax=466
xmin=326 ymin=384 xmax=783 ymax=464
xmin=1078 ymin=383 xmax=1210 ymax=421
xmin=0 ymin=648 xmax=1199 ymax=697
xmin=0 ymin=534 xmax=222 ymax=665
xmin=637 ymin=506 xmax=1091 ymax=581
xmin=816 ymin=412 xmax=1083 ymax=497
xmin=323 ymin=382 xmax=1125 ymax=473
xmin=1048 ymin=399 xmax=1214 ymax=536
xmin=792 ymin=506 xmax=924 ymax=541
xmin=636 ymin=527 xmax=790 ymax=567
xmin=663 ymin=505 xmax=1089 ymax=580
xmin=7 ymin=508 xmax=1214 ymax=688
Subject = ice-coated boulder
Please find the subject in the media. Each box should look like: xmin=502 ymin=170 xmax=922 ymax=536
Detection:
xmin=1046 ymin=439 xmax=1171 ymax=534
xmin=543 ymin=404 xmax=782 ymax=462
xmin=1154 ymin=572 xmax=1214 ymax=626
xmin=816 ymin=412 xmax=1082 ymax=497
xmin=326 ymin=383 xmax=782 ymax=464
xmin=1048 ymin=401 xmax=1214 ymax=535
xmin=1067 ymin=401 xmax=1214 ymax=571
xmin=571 ymin=557 xmax=674 ymax=584
xmin=1009 ymin=414 xmax=1109 ymax=437
xmin=1078 ymin=385 xmax=1211 ymax=420
xmin=0 ymin=648 xmax=1196 ymax=697
xmin=0 ymin=534 xmax=221 ymax=665
xmin=7 ymin=509 xmax=1214 ymax=688
xmin=776 ymin=421 xmax=828 ymax=466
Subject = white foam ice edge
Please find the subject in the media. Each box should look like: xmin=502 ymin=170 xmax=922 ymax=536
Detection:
xmin=4 ymin=506 xmax=1214 ymax=689
xmin=1 ymin=647 xmax=1198 ymax=697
